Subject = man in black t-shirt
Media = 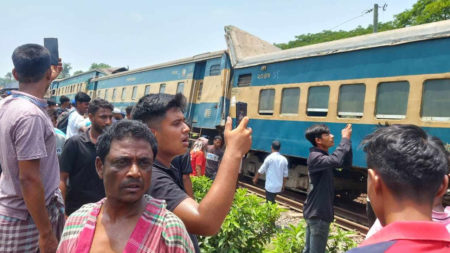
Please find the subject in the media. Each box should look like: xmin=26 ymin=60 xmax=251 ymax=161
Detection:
xmin=132 ymin=93 xmax=252 ymax=253
xmin=172 ymin=152 xmax=194 ymax=198
xmin=303 ymin=124 xmax=352 ymax=253
xmin=59 ymin=99 xmax=113 ymax=215
xmin=205 ymin=135 xmax=224 ymax=180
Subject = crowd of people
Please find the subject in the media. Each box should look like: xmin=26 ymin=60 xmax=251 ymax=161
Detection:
xmin=0 ymin=43 xmax=448 ymax=253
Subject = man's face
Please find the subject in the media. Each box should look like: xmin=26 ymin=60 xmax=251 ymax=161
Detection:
xmin=317 ymin=132 xmax=334 ymax=148
xmin=77 ymin=101 xmax=89 ymax=114
xmin=62 ymin=101 xmax=70 ymax=108
xmin=153 ymin=107 xmax=190 ymax=158
xmin=213 ymin=138 xmax=222 ymax=149
xmin=97 ymin=137 xmax=154 ymax=203
xmin=89 ymin=108 xmax=112 ymax=133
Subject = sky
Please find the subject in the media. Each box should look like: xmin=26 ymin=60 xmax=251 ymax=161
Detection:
xmin=0 ymin=0 xmax=418 ymax=76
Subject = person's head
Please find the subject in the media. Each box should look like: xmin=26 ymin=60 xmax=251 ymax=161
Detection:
xmin=132 ymin=93 xmax=190 ymax=159
xmin=125 ymin=105 xmax=133 ymax=119
xmin=60 ymin=95 xmax=70 ymax=108
xmin=95 ymin=120 xmax=158 ymax=204
xmin=213 ymin=135 xmax=223 ymax=149
xmin=88 ymin=98 xmax=113 ymax=134
xmin=362 ymin=124 xmax=449 ymax=224
xmin=192 ymin=137 xmax=208 ymax=152
xmin=75 ymin=92 xmax=91 ymax=114
xmin=47 ymin=99 xmax=57 ymax=110
xmin=271 ymin=140 xmax=281 ymax=152
xmin=47 ymin=108 xmax=58 ymax=127
xmin=113 ymin=108 xmax=123 ymax=121
xmin=305 ymin=124 xmax=334 ymax=150
xmin=11 ymin=44 xmax=51 ymax=86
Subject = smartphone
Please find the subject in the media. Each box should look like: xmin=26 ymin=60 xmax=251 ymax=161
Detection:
xmin=44 ymin=38 xmax=59 ymax=65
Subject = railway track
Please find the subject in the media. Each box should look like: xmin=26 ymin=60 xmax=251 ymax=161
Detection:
xmin=238 ymin=181 xmax=369 ymax=235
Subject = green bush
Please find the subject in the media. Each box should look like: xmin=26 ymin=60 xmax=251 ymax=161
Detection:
xmin=191 ymin=176 xmax=282 ymax=253
xmin=266 ymin=221 xmax=358 ymax=253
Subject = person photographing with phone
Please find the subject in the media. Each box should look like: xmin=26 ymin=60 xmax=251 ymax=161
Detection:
xmin=0 ymin=43 xmax=64 ymax=253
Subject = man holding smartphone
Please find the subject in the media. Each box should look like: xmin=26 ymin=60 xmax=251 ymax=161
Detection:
xmin=0 ymin=44 xmax=63 ymax=253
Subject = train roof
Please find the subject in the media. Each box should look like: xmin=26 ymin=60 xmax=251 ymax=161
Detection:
xmin=226 ymin=20 xmax=450 ymax=69
xmin=93 ymin=50 xmax=226 ymax=82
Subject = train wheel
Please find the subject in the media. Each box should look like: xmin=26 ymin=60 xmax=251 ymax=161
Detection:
xmin=242 ymin=155 xmax=261 ymax=178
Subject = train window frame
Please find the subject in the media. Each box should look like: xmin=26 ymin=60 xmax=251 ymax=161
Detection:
xmin=159 ymin=83 xmax=166 ymax=94
xmin=131 ymin=86 xmax=137 ymax=100
xmin=112 ymin=88 xmax=117 ymax=100
xmin=421 ymin=78 xmax=450 ymax=122
xmin=209 ymin=64 xmax=221 ymax=76
xmin=258 ymin=89 xmax=275 ymax=115
xmin=337 ymin=83 xmax=366 ymax=119
xmin=375 ymin=81 xmax=410 ymax=120
xmin=104 ymin=89 xmax=108 ymax=99
xmin=177 ymin=82 xmax=184 ymax=94
xmin=280 ymin=87 xmax=300 ymax=115
xmin=97 ymin=90 xmax=102 ymax=98
xmin=197 ymin=82 xmax=203 ymax=100
xmin=306 ymin=85 xmax=330 ymax=117
xmin=121 ymin=87 xmax=127 ymax=100
xmin=237 ymin=74 xmax=252 ymax=87
xmin=144 ymin=85 xmax=150 ymax=95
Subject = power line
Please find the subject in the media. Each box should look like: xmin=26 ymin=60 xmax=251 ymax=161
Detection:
xmin=329 ymin=9 xmax=373 ymax=31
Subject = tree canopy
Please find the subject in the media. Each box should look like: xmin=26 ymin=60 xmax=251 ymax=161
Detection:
xmin=57 ymin=63 xmax=72 ymax=79
xmin=89 ymin=63 xmax=111 ymax=70
xmin=277 ymin=0 xmax=450 ymax=49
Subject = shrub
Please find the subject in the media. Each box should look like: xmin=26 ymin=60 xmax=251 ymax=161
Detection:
xmin=191 ymin=176 xmax=282 ymax=253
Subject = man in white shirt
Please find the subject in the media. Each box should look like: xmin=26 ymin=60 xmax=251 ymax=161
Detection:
xmin=253 ymin=140 xmax=288 ymax=203
xmin=66 ymin=92 xmax=90 ymax=138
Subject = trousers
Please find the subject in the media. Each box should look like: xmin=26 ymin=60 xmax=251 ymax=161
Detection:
xmin=302 ymin=217 xmax=330 ymax=253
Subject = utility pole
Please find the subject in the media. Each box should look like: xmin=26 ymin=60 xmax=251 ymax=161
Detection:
xmin=373 ymin=3 xmax=379 ymax=33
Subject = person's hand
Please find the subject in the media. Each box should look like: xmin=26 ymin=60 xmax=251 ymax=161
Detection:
xmin=252 ymin=178 xmax=257 ymax=185
xmin=224 ymin=116 xmax=252 ymax=157
xmin=39 ymin=232 xmax=58 ymax=253
xmin=341 ymin=124 xmax=352 ymax=139
xmin=50 ymin=58 xmax=63 ymax=81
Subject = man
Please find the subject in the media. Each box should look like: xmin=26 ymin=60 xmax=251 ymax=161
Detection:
xmin=57 ymin=95 xmax=71 ymax=116
xmin=252 ymin=140 xmax=288 ymax=203
xmin=205 ymin=135 xmax=224 ymax=180
xmin=132 ymin=93 xmax=252 ymax=252
xmin=125 ymin=105 xmax=133 ymax=119
xmin=47 ymin=99 xmax=57 ymax=110
xmin=113 ymin=107 xmax=124 ymax=122
xmin=47 ymin=108 xmax=67 ymax=161
xmin=347 ymin=125 xmax=450 ymax=252
xmin=66 ymin=91 xmax=90 ymax=138
xmin=57 ymin=120 xmax=194 ymax=252
xmin=172 ymin=152 xmax=194 ymax=198
xmin=60 ymin=98 xmax=113 ymax=215
xmin=303 ymin=124 xmax=352 ymax=253
xmin=0 ymin=44 xmax=64 ymax=252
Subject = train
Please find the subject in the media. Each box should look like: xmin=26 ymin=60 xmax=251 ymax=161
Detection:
xmin=50 ymin=20 xmax=450 ymax=199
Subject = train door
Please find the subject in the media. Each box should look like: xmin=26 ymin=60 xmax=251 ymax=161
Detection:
xmin=187 ymin=61 xmax=206 ymax=128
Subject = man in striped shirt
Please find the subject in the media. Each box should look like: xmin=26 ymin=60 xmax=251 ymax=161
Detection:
xmin=57 ymin=120 xmax=194 ymax=252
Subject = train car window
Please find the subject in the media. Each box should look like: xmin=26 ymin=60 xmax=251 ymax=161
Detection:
xmin=97 ymin=90 xmax=102 ymax=98
xmin=281 ymin=88 xmax=300 ymax=115
xmin=258 ymin=89 xmax=275 ymax=115
xmin=121 ymin=88 xmax=127 ymax=100
xmin=104 ymin=89 xmax=108 ymax=100
xmin=197 ymin=82 xmax=203 ymax=100
xmin=307 ymin=86 xmax=330 ymax=117
xmin=89 ymin=91 xmax=92 ymax=97
xmin=177 ymin=82 xmax=184 ymax=94
xmin=209 ymin=64 xmax=221 ymax=76
xmin=159 ymin=83 xmax=166 ymax=94
xmin=144 ymin=85 xmax=150 ymax=95
xmin=376 ymin=81 xmax=409 ymax=119
xmin=131 ymin=86 xmax=137 ymax=100
xmin=338 ymin=84 xmax=365 ymax=118
xmin=421 ymin=78 xmax=450 ymax=121
xmin=237 ymin=74 xmax=251 ymax=87
xmin=112 ymin=88 xmax=117 ymax=100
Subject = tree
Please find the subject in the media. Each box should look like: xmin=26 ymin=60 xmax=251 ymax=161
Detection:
xmin=73 ymin=70 xmax=84 ymax=75
xmin=4 ymin=72 xmax=12 ymax=81
xmin=89 ymin=63 xmax=111 ymax=70
xmin=57 ymin=63 xmax=72 ymax=79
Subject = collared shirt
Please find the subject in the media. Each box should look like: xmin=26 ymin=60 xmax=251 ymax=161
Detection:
xmin=57 ymin=195 xmax=194 ymax=253
xmin=60 ymin=129 xmax=105 ymax=215
xmin=347 ymin=221 xmax=450 ymax=253
xmin=303 ymin=138 xmax=352 ymax=222
xmin=0 ymin=91 xmax=60 ymax=220
xmin=258 ymin=152 xmax=288 ymax=193
xmin=66 ymin=110 xmax=85 ymax=138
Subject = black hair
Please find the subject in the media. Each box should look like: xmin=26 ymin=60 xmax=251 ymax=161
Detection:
xmin=12 ymin=44 xmax=51 ymax=83
xmin=125 ymin=105 xmax=133 ymax=115
xmin=75 ymin=92 xmax=91 ymax=103
xmin=60 ymin=95 xmax=70 ymax=104
xmin=361 ymin=124 xmax=448 ymax=203
xmin=131 ymin=93 xmax=186 ymax=128
xmin=47 ymin=100 xmax=56 ymax=107
xmin=46 ymin=108 xmax=58 ymax=121
xmin=272 ymin=140 xmax=281 ymax=151
xmin=214 ymin=135 xmax=223 ymax=141
xmin=96 ymin=120 xmax=158 ymax=163
xmin=88 ymin=98 xmax=113 ymax=115
xmin=305 ymin=124 xmax=330 ymax=146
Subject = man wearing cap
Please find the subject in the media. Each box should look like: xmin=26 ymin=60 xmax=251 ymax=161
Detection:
xmin=112 ymin=107 xmax=124 ymax=122
xmin=205 ymin=135 xmax=224 ymax=180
